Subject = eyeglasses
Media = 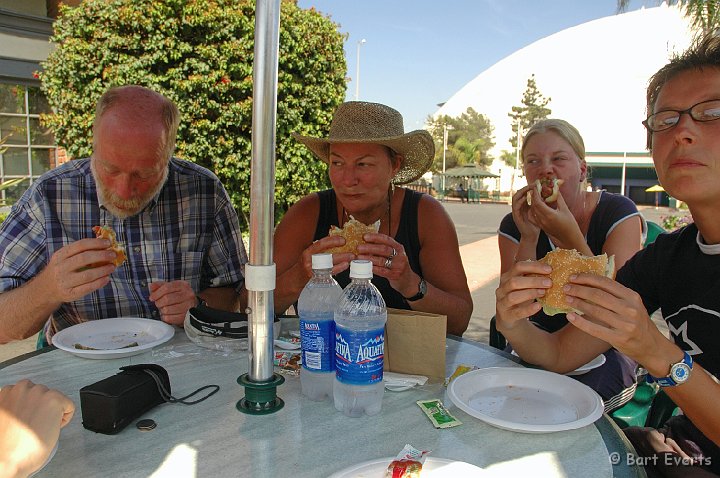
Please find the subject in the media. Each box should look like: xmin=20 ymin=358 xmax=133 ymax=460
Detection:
xmin=643 ymin=99 xmax=720 ymax=132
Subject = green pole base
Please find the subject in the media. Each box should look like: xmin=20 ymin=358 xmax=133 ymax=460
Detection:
xmin=236 ymin=373 xmax=285 ymax=415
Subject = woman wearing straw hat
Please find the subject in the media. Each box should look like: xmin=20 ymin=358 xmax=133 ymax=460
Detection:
xmin=274 ymin=101 xmax=472 ymax=336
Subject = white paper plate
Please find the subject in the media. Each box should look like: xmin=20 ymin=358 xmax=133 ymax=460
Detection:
xmin=566 ymin=353 xmax=606 ymax=376
xmin=511 ymin=350 xmax=606 ymax=376
xmin=52 ymin=318 xmax=175 ymax=359
xmin=328 ymin=457 xmax=484 ymax=477
xmin=448 ymin=367 xmax=603 ymax=433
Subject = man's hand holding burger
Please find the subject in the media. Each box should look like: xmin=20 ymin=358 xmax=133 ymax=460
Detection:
xmin=562 ymin=271 xmax=668 ymax=363
xmin=496 ymin=247 xmax=667 ymax=372
xmin=497 ymin=248 xmax=625 ymax=372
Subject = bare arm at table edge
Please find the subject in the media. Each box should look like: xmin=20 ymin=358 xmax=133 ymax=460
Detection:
xmin=273 ymin=194 xmax=353 ymax=314
xmin=495 ymin=259 xmax=610 ymax=372
xmin=0 ymin=238 xmax=117 ymax=343
xmin=408 ymin=196 xmax=472 ymax=336
xmin=199 ymin=286 xmax=246 ymax=313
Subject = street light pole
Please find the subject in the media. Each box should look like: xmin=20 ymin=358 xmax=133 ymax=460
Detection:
xmin=355 ymin=39 xmax=366 ymax=101
xmin=509 ymin=120 xmax=522 ymax=203
xmin=442 ymin=123 xmax=449 ymax=193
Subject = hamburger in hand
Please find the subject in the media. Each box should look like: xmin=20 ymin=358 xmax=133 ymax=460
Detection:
xmin=537 ymin=248 xmax=614 ymax=316
xmin=527 ymin=177 xmax=564 ymax=205
xmin=327 ymin=216 xmax=380 ymax=255
xmin=91 ymin=225 xmax=127 ymax=267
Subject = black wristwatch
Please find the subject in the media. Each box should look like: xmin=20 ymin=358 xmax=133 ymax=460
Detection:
xmin=403 ymin=277 xmax=427 ymax=302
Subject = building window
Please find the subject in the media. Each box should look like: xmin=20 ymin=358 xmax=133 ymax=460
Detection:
xmin=0 ymin=83 xmax=58 ymax=204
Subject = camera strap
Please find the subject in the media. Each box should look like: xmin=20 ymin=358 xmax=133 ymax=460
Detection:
xmin=120 ymin=364 xmax=219 ymax=405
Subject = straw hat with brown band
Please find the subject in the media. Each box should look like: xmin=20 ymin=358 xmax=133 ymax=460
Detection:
xmin=292 ymin=101 xmax=435 ymax=185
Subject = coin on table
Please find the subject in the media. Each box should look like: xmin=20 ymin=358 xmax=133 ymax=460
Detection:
xmin=136 ymin=419 xmax=157 ymax=431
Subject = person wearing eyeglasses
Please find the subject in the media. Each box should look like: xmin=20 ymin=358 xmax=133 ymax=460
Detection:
xmin=497 ymin=118 xmax=644 ymax=412
xmin=496 ymin=36 xmax=720 ymax=477
xmin=0 ymin=380 xmax=75 ymax=478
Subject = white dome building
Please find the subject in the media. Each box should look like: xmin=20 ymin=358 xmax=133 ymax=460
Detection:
xmin=434 ymin=4 xmax=694 ymax=205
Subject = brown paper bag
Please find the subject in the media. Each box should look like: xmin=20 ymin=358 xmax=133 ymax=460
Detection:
xmin=383 ymin=308 xmax=447 ymax=380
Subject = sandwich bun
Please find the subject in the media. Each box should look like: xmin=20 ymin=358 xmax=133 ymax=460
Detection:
xmin=527 ymin=177 xmax=564 ymax=205
xmin=537 ymin=248 xmax=615 ymax=316
xmin=327 ymin=216 xmax=380 ymax=255
xmin=91 ymin=225 xmax=127 ymax=267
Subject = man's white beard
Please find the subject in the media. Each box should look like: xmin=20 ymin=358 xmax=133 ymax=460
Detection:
xmin=91 ymin=158 xmax=169 ymax=220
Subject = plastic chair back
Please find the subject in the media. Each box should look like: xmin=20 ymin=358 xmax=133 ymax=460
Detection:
xmin=644 ymin=221 xmax=665 ymax=247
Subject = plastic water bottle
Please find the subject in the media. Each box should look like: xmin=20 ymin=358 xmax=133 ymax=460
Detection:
xmin=333 ymin=260 xmax=387 ymax=417
xmin=299 ymin=253 xmax=343 ymax=401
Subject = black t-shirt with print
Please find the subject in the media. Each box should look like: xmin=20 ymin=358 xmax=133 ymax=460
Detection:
xmin=617 ymin=223 xmax=720 ymax=380
xmin=617 ymin=222 xmax=720 ymax=469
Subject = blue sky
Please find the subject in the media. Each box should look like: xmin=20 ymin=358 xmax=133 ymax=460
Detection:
xmin=295 ymin=0 xmax=655 ymax=129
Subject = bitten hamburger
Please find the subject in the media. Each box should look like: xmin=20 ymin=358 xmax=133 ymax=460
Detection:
xmin=527 ymin=177 xmax=564 ymax=205
xmin=537 ymin=248 xmax=615 ymax=316
xmin=91 ymin=225 xmax=127 ymax=267
xmin=327 ymin=217 xmax=380 ymax=255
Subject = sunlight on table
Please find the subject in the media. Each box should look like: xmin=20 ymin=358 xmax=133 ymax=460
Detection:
xmin=486 ymin=452 xmax=566 ymax=477
xmin=149 ymin=443 xmax=198 ymax=478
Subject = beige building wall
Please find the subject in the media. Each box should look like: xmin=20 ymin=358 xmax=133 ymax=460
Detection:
xmin=0 ymin=32 xmax=53 ymax=61
xmin=0 ymin=0 xmax=46 ymax=16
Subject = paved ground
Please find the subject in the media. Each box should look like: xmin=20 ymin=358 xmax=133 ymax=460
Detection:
xmin=0 ymin=202 xmax=682 ymax=362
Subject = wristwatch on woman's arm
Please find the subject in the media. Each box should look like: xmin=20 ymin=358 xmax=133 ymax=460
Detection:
xmin=403 ymin=277 xmax=427 ymax=302
xmin=646 ymin=351 xmax=693 ymax=387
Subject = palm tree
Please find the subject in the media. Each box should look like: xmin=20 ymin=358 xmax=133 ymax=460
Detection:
xmin=617 ymin=1 xmax=719 ymax=38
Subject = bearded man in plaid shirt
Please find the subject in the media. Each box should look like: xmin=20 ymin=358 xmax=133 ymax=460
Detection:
xmin=0 ymin=85 xmax=247 ymax=346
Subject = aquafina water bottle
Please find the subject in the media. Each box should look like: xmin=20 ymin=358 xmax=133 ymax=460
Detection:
xmin=299 ymin=253 xmax=343 ymax=401
xmin=333 ymin=259 xmax=387 ymax=417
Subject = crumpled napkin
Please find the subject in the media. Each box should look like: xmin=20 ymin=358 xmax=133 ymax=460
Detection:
xmin=383 ymin=371 xmax=428 ymax=391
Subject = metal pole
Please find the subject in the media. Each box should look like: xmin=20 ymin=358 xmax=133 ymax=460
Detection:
xmin=510 ymin=121 xmax=522 ymax=202
xmin=236 ymin=0 xmax=283 ymax=416
xmin=442 ymin=123 xmax=448 ymax=193
xmin=247 ymin=0 xmax=280 ymax=384
xmin=355 ymin=39 xmax=366 ymax=100
xmin=621 ymin=152 xmax=627 ymax=196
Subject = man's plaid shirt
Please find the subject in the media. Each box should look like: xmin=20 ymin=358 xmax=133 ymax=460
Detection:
xmin=0 ymin=158 xmax=247 ymax=342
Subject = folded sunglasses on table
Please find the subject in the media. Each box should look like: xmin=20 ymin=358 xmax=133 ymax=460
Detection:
xmin=186 ymin=303 xmax=290 ymax=339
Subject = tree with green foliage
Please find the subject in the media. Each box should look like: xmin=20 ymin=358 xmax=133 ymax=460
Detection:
xmin=39 ymin=0 xmax=347 ymax=227
xmin=499 ymin=149 xmax=518 ymax=169
xmin=426 ymin=107 xmax=495 ymax=172
xmin=507 ymin=74 xmax=551 ymax=150
xmin=617 ymin=0 xmax=719 ymax=38
xmin=501 ymin=74 xmax=551 ymax=167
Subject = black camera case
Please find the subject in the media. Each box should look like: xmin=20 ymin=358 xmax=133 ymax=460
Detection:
xmin=79 ymin=364 xmax=169 ymax=434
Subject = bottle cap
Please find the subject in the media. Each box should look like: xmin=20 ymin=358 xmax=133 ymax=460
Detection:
xmin=311 ymin=253 xmax=333 ymax=270
xmin=349 ymin=259 xmax=373 ymax=279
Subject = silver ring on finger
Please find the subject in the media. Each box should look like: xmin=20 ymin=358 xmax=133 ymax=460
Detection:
xmin=384 ymin=257 xmax=393 ymax=269
xmin=389 ymin=247 xmax=397 ymax=259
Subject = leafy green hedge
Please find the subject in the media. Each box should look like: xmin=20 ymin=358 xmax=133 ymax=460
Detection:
xmin=40 ymin=0 xmax=347 ymax=227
